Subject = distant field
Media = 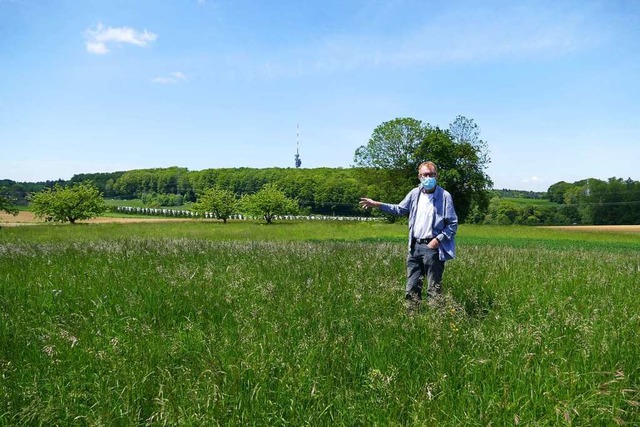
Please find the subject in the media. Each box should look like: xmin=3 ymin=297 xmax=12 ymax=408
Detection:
xmin=0 ymin=210 xmax=199 ymax=226
xmin=1 ymin=220 xmax=639 ymax=424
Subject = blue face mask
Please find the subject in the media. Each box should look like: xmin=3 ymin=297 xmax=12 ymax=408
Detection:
xmin=420 ymin=176 xmax=437 ymax=191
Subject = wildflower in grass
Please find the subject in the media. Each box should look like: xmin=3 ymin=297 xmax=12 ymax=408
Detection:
xmin=425 ymin=386 xmax=434 ymax=401
xmin=42 ymin=345 xmax=55 ymax=357
xmin=366 ymin=367 xmax=398 ymax=402
xmin=449 ymin=322 xmax=459 ymax=333
xmin=59 ymin=330 xmax=78 ymax=348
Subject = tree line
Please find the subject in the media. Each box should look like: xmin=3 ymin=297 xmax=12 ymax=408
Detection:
xmin=547 ymin=178 xmax=640 ymax=225
xmin=0 ymin=169 xmax=361 ymax=215
xmin=5 ymin=171 xmax=633 ymax=225
xmin=482 ymin=178 xmax=640 ymax=225
xmin=98 ymin=166 xmax=364 ymax=216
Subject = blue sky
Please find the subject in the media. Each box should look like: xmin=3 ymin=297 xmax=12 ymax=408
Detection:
xmin=1 ymin=0 xmax=638 ymax=191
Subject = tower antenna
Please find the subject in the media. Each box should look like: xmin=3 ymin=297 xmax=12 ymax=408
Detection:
xmin=294 ymin=123 xmax=302 ymax=168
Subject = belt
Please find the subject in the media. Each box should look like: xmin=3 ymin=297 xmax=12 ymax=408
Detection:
xmin=414 ymin=237 xmax=435 ymax=244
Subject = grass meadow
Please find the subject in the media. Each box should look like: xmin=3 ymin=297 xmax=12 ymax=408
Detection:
xmin=1 ymin=221 xmax=639 ymax=425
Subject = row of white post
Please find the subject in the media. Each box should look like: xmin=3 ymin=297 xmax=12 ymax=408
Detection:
xmin=114 ymin=206 xmax=379 ymax=221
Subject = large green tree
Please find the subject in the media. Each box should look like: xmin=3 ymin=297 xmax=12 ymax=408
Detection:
xmin=354 ymin=117 xmax=428 ymax=171
xmin=30 ymin=182 xmax=106 ymax=224
xmin=416 ymin=121 xmax=493 ymax=222
xmin=354 ymin=116 xmax=492 ymax=221
xmin=191 ymin=187 xmax=238 ymax=223
xmin=354 ymin=118 xmax=429 ymax=206
xmin=240 ymin=183 xmax=298 ymax=224
xmin=547 ymin=181 xmax=574 ymax=204
xmin=582 ymin=177 xmax=640 ymax=225
xmin=546 ymin=177 xmax=640 ymax=225
xmin=1 ymin=191 xmax=19 ymax=229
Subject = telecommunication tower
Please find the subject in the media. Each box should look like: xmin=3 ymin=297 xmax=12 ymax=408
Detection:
xmin=294 ymin=123 xmax=302 ymax=168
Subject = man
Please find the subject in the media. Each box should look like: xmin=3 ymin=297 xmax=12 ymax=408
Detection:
xmin=359 ymin=161 xmax=458 ymax=309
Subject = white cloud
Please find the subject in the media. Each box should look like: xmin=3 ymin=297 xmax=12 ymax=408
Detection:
xmin=84 ymin=23 xmax=157 ymax=55
xmin=152 ymin=72 xmax=187 ymax=84
xmin=86 ymin=41 xmax=109 ymax=55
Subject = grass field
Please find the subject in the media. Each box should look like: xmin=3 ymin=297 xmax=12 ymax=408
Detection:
xmin=1 ymin=221 xmax=638 ymax=425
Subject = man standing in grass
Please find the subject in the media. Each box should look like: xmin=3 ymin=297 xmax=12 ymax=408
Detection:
xmin=360 ymin=161 xmax=458 ymax=310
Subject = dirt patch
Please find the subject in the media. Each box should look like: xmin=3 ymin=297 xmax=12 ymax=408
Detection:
xmin=3 ymin=211 xmax=639 ymax=231
xmin=0 ymin=211 xmax=43 ymax=226
xmin=0 ymin=211 xmax=199 ymax=226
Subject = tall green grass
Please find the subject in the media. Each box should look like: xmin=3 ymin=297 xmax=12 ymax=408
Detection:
xmin=1 ymin=222 xmax=638 ymax=425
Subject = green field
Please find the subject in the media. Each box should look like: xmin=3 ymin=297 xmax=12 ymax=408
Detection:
xmin=1 ymin=222 xmax=638 ymax=425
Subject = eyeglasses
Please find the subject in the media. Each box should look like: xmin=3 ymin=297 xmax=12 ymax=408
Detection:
xmin=418 ymin=172 xmax=437 ymax=178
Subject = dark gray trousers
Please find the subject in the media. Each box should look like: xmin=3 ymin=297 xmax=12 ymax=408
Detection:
xmin=406 ymin=242 xmax=445 ymax=301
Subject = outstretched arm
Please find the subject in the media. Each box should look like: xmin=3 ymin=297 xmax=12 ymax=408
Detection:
xmin=359 ymin=197 xmax=381 ymax=209
xmin=361 ymin=191 xmax=413 ymax=216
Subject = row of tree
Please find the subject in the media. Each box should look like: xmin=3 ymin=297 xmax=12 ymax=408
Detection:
xmin=6 ymin=177 xmax=637 ymax=226
xmin=75 ymin=167 xmax=365 ymax=217
xmin=482 ymin=177 xmax=640 ymax=225
xmin=0 ymin=168 xmax=363 ymax=215
xmin=481 ymin=199 xmax=580 ymax=226
xmin=547 ymin=178 xmax=640 ymax=225
xmin=21 ymin=182 xmax=301 ymax=225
